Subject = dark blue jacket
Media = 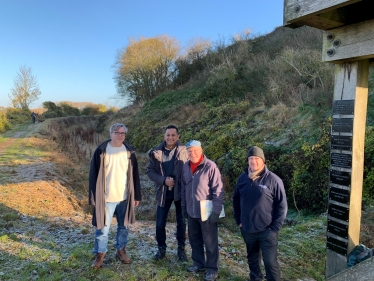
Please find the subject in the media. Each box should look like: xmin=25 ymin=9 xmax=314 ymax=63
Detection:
xmin=233 ymin=166 xmax=287 ymax=233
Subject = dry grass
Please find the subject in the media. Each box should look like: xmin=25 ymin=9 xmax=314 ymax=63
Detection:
xmin=0 ymin=180 xmax=83 ymax=218
xmin=266 ymin=102 xmax=296 ymax=128
xmin=170 ymin=103 xmax=207 ymax=125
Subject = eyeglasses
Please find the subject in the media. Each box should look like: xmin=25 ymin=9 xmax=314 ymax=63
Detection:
xmin=114 ymin=132 xmax=126 ymax=136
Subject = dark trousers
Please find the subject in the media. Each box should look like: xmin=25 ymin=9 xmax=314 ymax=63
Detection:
xmin=188 ymin=216 xmax=219 ymax=274
xmin=240 ymin=228 xmax=280 ymax=281
xmin=155 ymin=199 xmax=186 ymax=248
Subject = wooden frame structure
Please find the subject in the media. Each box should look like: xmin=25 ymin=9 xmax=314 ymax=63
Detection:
xmin=284 ymin=0 xmax=373 ymax=279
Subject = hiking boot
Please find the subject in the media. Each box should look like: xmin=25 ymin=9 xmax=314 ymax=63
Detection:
xmin=204 ymin=271 xmax=219 ymax=281
xmin=153 ymin=247 xmax=166 ymax=260
xmin=187 ymin=264 xmax=206 ymax=273
xmin=116 ymin=247 xmax=131 ymax=264
xmin=177 ymin=246 xmax=188 ymax=262
xmin=91 ymin=252 xmax=106 ymax=269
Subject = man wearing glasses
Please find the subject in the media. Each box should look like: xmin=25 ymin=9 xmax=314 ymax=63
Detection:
xmin=89 ymin=123 xmax=142 ymax=269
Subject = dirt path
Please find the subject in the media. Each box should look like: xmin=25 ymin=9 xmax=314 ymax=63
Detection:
xmin=0 ymin=123 xmax=39 ymax=154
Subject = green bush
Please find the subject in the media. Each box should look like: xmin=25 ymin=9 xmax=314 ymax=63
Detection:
xmin=60 ymin=102 xmax=81 ymax=116
xmin=0 ymin=110 xmax=12 ymax=133
xmin=289 ymin=139 xmax=330 ymax=213
xmin=42 ymin=101 xmax=65 ymax=118
xmin=5 ymin=108 xmax=32 ymax=124
xmin=363 ymin=126 xmax=374 ymax=205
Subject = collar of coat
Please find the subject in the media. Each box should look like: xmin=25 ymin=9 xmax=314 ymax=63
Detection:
xmin=98 ymin=139 xmax=136 ymax=154
xmin=187 ymin=154 xmax=207 ymax=170
xmin=244 ymin=165 xmax=268 ymax=179
xmin=149 ymin=140 xmax=184 ymax=162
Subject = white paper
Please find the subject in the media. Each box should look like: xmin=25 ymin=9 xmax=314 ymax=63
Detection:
xmin=200 ymin=200 xmax=225 ymax=222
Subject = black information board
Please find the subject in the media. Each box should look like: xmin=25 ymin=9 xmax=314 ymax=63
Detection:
xmin=331 ymin=135 xmax=352 ymax=150
xmin=329 ymin=187 xmax=350 ymax=204
xmin=330 ymin=170 xmax=351 ymax=186
xmin=332 ymin=118 xmax=353 ymax=133
xmin=327 ymin=220 xmax=348 ymax=239
xmin=333 ymin=100 xmax=354 ymax=115
xmin=328 ymin=203 xmax=349 ymax=221
xmin=331 ymin=153 xmax=352 ymax=169
xmin=326 ymin=236 xmax=348 ymax=256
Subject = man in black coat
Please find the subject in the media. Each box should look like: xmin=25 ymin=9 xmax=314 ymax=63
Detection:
xmin=146 ymin=125 xmax=189 ymax=261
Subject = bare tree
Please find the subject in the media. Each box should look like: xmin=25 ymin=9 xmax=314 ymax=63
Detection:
xmin=114 ymin=35 xmax=180 ymax=104
xmin=8 ymin=65 xmax=41 ymax=110
xmin=185 ymin=37 xmax=211 ymax=63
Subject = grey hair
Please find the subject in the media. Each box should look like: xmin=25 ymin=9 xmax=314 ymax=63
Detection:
xmin=109 ymin=123 xmax=128 ymax=135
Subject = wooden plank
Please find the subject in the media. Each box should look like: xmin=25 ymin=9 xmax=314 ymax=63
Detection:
xmin=326 ymin=60 xmax=369 ymax=278
xmin=286 ymin=15 xmax=345 ymax=30
xmin=322 ymin=19 xmax=374 ymax=63
xmin=284 ymin=0 xmax=360 ymax=25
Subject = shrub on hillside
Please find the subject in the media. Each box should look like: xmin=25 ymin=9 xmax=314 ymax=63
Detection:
xmin=288 ymin=134 xmax=330 ymax=213
xmin=266 ymin=47 xmax=334 ymax=108
xmin=6 ymin=108 xmax=32 ymax=124
xmin=42 ymin=101 xmax=64 ymax=118
xmin=363 ymin=126 xmax=374 ymax=205
xmin=81 ymin=104 xmax=106 ymax=116
xmin=0 ymin=111 xmax=11 ymax=133
xmin=60 ymin=102 xmax=81 ymax=116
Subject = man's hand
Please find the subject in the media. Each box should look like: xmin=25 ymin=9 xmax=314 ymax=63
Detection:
xmin=207 ymin=212 xmax=220 ymax=224
xmin=165 ymin=177 xmax=175 ymax=188
xmin=134 ymin=201 xmax=140 ymax=207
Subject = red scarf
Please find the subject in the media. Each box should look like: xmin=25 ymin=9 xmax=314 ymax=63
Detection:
xmin=189 ymin=155 xmax=204 ymax=174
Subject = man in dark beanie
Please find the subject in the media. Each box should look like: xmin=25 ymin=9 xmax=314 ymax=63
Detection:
xmin=233 ymin=146 xmax=287 ymax=281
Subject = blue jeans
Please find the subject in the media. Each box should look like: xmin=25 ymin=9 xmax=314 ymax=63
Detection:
xmin=155 ymin=199 xmax=186 ymax=248
xmin=93 ymin=201 xmax=128 ymax=254
xmin=240 ymin=228 xmax=280 ymax=281
xmin=188 ymin=216 xmax=219 ymax=274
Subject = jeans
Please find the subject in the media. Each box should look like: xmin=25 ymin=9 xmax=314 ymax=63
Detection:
xmin=188 ymin=216 xmax=219 ymax=274
xmin=240 ymin=228 xmax=280 ymax=281
xmin=93 ymin=201 xmax=128 ymax=254
xmin=155 ymin=199 xmax=186 ymax=248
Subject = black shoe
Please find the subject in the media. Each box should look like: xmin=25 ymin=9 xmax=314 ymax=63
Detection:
xmin=204 ymin=272 xmax=218 ymax=281
xmin=153 ymin=247 xmax=166 ymax=261
xmin=187 ymin=264 xmax=206 ymax=273
xmin=177 ymin=247 xmax=188 ymax=262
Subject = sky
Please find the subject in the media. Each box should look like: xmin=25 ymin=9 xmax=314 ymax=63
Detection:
xmin=0 ymin=0 xmax=284 ymax=109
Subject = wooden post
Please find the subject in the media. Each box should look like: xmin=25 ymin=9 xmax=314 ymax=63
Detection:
xmin=284 ymin=0 xmax=374 ymax=278
xmin=326 ymin=59 xmax=369 ymax=278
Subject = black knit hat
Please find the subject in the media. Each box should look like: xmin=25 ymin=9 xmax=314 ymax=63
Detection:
xmin=247 ymin=146 xmax=265 ymax=162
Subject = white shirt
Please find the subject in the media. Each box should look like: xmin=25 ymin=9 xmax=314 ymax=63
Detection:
xmin=105 ymin=143 xmax=128 ymax=202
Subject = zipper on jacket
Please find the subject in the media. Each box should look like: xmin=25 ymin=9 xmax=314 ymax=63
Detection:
xmin=159 ymin=160 xmax=166 ymax=206
xmin=191 ymin=174 xmax=195 ymax=217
